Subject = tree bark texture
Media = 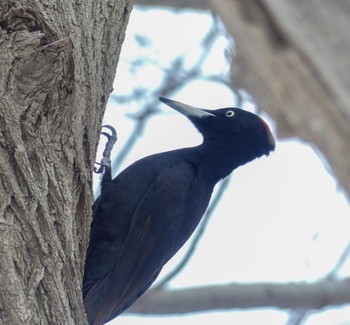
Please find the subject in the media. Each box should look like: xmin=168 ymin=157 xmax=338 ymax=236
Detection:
xmin=209 ymin=0 xmax=350 ymax=200
xmin=0 ymin=1 xmax=133 ymax=324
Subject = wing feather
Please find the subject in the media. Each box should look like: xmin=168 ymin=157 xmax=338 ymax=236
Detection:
xmin=84 ymin=158 xmax=212 ymax=324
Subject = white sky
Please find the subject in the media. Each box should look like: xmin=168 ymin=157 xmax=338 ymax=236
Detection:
xmin=95 ymin=7 xmax=350 ymax=325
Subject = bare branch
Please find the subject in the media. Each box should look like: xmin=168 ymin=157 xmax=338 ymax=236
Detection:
xmin=135 ymin=0 xmax=211 ymax=11
xmin=128 ymin=278 xmax=350 ymax=315
xmin=286 ymin=241 xmax=350 ymax=325
xmin=110 ymin=22 xmax=225 ymax=172
xmin=328 ymin=241 xmax=350 ymax=280
xmin=286 ymin=310 xmax=310 ymax=325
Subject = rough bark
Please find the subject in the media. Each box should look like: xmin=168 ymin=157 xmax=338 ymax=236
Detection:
xmin=128 ymin=278 xmax=350 ymax=315
xmin=0 ymin=1 xmax=133 ymax=324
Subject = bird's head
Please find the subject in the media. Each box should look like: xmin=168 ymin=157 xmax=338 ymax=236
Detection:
xmin=159 ymin=97 xmax=275 ymax=162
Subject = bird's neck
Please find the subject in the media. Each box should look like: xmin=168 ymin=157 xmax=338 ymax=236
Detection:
xmin=186 ymin=141 xmax=249 ymax=184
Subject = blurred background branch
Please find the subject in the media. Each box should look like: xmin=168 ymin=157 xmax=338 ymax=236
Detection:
xmin=128 ymin=277 xmax=350 ymax=315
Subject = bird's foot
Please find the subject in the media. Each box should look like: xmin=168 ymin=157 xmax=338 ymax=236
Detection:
xmin=94 ymin=125 xmax=117 ymax=174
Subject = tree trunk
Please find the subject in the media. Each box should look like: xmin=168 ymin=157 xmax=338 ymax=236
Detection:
xmin=0 ymin=1 xmax=133 ymax=323
xmin=209 ymin=0 xmax=350 ymax=200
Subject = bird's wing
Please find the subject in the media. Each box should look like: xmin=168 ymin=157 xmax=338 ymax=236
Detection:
xmin=84 ymin=159 xmax=211 ymax=324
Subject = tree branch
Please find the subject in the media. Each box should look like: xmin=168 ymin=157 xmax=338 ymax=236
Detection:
xmin=135 ymin=0 xmax=210 ymax=11
xmin=109 ymin=21 xmax=224 ymax=174
xmin=127 ymin=278 xmax=350 ymax=315
xmin=286 ymin=241 xmax=350 ymax=325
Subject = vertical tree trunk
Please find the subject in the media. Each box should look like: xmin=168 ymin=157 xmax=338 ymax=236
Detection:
xmin=209 ymin=0 xmax=350 ymax=199
xmin=0 ymin=1 xmax=133 ymax=323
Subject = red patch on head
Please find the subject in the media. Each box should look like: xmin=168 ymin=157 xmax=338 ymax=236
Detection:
xmin=260 ymin=118 xmax=275 ymax=148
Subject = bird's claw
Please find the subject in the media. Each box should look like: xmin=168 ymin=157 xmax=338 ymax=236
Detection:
xmin=93 ymin=164 xmax=105 ymax=174
xmin=94 ymin=125 xmax=117 ymax=174
xmin=93 ymin=159 xmax=111 ymax=174
xmin=101 ymin=125 xmax=117 ymax=139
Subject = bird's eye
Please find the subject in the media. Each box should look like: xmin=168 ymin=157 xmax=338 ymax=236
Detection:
xmin=225 ymin=110 xmax=235 ymax=117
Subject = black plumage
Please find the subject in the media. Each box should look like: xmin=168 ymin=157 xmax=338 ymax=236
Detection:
xmin=83 ymin=97 xmax=275 ymax=324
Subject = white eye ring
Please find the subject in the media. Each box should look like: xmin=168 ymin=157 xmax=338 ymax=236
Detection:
xmin=226 ymin=110 xmax=235 ymax=117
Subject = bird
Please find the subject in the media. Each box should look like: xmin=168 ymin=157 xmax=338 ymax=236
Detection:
xmin=83 ymin=97 xmax=275 ymax=324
